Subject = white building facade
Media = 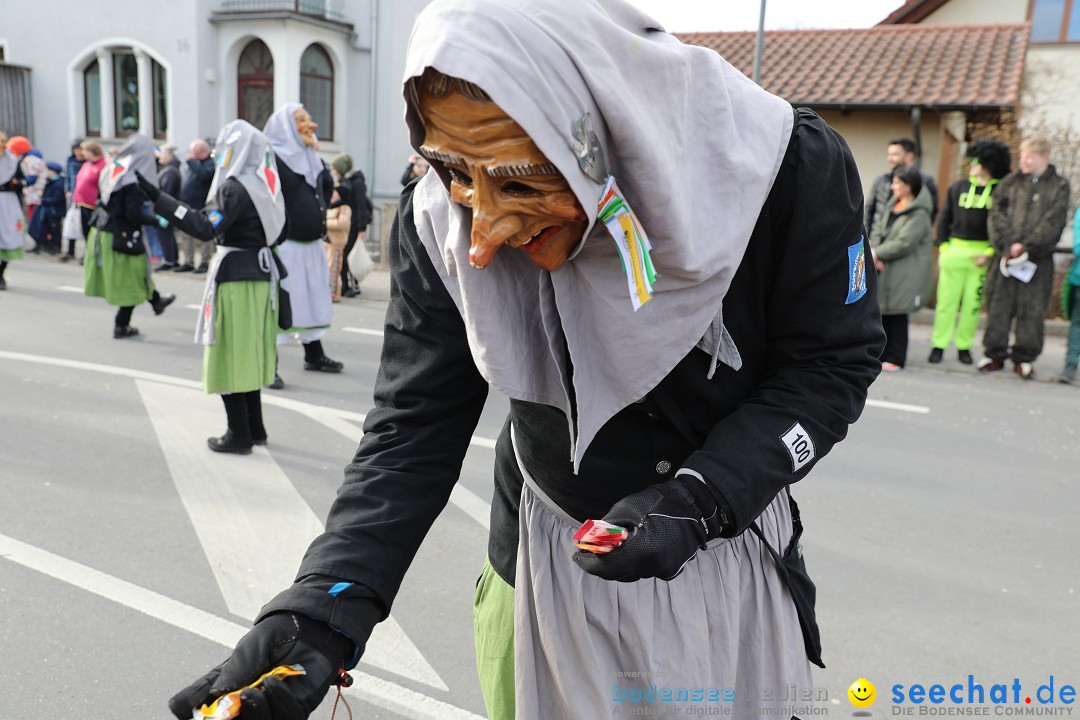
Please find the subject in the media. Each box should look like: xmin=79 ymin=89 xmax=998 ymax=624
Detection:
xmin=3 ymin=0 xmax=433 ymax=250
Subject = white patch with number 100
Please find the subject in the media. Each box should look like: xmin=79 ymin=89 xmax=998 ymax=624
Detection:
xmin=780 ymin=422 xmax=815 ymax=472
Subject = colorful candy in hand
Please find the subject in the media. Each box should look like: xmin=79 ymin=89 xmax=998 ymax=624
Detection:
xmin=195 ymin=664 xmax=307 ymax=720
xmin=573 ymin=519 xmax=628 ymax=553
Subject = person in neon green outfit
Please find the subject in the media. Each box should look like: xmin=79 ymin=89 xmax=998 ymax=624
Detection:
xmin=929 ymin=139 xmax=1012 ymax=364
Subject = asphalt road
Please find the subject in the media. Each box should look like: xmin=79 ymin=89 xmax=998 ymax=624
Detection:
xmin=1 ymin=253 xmax=1077 ymax=720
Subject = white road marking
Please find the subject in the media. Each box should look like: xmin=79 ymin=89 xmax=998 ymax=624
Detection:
xmin=58 ymin=285 xmax=84 ymax=293
xmin=341 ymin=326 xmax=385 ymax=338
xmin=866 ymin=398 xmax=931 ymax=414
xmin=136 ymin=379 xmax=448 ymax=691
xmin=0 ymin=532 xmax=482 ymax=719
xmin=184 ymin=304 xmax=202 ymax=310
xmin=137 ymin=380 xmax=324 ymax=621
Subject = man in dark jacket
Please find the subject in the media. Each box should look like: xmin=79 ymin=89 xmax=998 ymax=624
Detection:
xmin=175 ymin=139 xmax=215 ymax=273
xmin=155 ymin=145 xmax=182 ymax=270
xmin=64 ymin=139 xmax=84 ymax=205
xmin=330 ymin=153 xmax=374 ymax=297
xmin=865 ymin=137 xmax=939 ymax=236
xmin=979 ymin=136 xmax=1071 ymax=379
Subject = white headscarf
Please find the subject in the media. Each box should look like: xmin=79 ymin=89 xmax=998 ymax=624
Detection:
xmin=404 ymin=0 xmax=794 ymax=470
xmin=206 ymin=120 xmax=286 ymax=244
xmin=100 ymin=133 xmax=158 ymax=205
xmin=263 ymin=103 xmax=323 ymax=188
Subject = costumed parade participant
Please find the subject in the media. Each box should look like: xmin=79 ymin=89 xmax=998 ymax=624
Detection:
xmin=168 ymin=2 xmax=885 ymax=719
xmin=929 ymin=140 xmax=1011 ymax=365
xmin=136 ymin=121 xmax=287 ymax=454
xmin=0 ymin=132 xmax=29 ymax=290
xmin=83 ymin=134 xmax=175 ymax=338
xmin=263 ymin=103 xmax=343 ymax=388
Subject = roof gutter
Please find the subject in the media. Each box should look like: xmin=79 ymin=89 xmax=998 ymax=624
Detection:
xmin=791 ymin=101 xmax=1015 ymax=112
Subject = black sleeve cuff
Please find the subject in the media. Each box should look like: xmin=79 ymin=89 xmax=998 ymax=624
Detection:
xmin=257 ymin=575 xmax=387 ymax=670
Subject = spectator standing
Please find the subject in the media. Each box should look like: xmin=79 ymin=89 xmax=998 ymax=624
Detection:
xmin=324 ymin=188 xmax=351 ymax=302
xmin=65 ymin=139 xmax=85 ymax=202
xmin=65 ymin=140 xmax=106 ymax=263
xmin=155 ymin=144 xmax=181 ymax=270
xmin=21 ymin=148 xmax=46 ymax=250
xmin=1059 ymin=205 xmax=1080 ymax=384
xmin=29 ymin=162 xmax=66 ymax=255
xmin=0 ymin=132 xmax=29 ymax=289
xmin=928 ymin=140 xmax=1011 ymax=365
xmin=866 ymin=137 xmax=939 ymax=236
xmin=978 ymin=136 xmax=1071 ymax=380
xmin=400 ymin=152 xmax=430 ymax=186
xmin=330 ymin=152 xmax=374 ymax=297
xmin=175 ymin=138 xmax=216 ymax=273
xmin=870 ymin=165 xmax=934 ymax=370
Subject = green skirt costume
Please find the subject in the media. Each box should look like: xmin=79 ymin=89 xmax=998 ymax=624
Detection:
xmin=203 ymin=280 xmax=279 ymax=394
xmin=0 ymin=246 xmax=25 ymax=260
xmin=84 ymin=227 xmax=154 ymax=306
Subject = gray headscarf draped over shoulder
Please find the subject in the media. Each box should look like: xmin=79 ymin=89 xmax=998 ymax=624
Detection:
xmin=100 ymin=133 xmax=158 ymax=205
xmin=263 ymin=103 xmax=324 ymax=188
xmin=403 ymin=0 xmax=794 ymax=470
xmin=206 ymin=120 xmax=286 ymax=244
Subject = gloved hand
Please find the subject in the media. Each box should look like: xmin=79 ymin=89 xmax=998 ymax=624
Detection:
xmin=134 ymin=170 xmax=161 ymax=202
xmin=573 ymin=477 xmax=723 ymax=582
xmin=169 ymin=612 xmax=353 ymax=720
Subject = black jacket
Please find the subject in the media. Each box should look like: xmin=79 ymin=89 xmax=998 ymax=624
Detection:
xmin=336 ymin=169 xmax=373 ymax=234
xmin=179 ymin=155 xmax=215 ymax=209
xmin=279 ymin=161 xmax=334 ymax=241
xmin=257 ymin=109 xmax=885 ymax=660
xmin=158 ymin=159 xmax=181 ymax=199
xmin=154 ymin=178 xmax=287 ymax=282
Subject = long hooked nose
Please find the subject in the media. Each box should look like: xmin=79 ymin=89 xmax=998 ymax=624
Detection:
xmin=468 ymin=201 xmax=524 ymax=269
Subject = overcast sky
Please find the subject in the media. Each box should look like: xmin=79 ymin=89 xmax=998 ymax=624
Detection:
xmin=623 ymin=0 xmax=907 ymax=32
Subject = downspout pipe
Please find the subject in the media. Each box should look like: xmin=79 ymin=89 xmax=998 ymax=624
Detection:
xmin=753 ymin=0 xmax=766 ymax=85
xmin=910 ymin=105 xmax=923 ymax=168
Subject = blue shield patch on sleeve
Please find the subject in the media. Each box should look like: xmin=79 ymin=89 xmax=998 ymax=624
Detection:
xmin=845 ymin=236 xmax=868 ymax=305
xmin=207 ymin=209 xmax=225 ymax=229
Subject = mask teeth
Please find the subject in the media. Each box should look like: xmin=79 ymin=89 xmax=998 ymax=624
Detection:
xmin=419 ymin=147 xmax=458 ymax=165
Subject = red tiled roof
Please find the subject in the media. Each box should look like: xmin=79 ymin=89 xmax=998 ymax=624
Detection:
xmin=677 ymin=23 xmax=1028 ymax=109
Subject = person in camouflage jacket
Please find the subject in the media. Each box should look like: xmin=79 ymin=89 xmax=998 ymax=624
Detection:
xmin=979 ymin=137 xmax=1071 ymax=379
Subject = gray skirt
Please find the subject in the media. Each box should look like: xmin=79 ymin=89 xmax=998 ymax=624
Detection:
xmin=512 ymin=428 xmax=814 ymax=719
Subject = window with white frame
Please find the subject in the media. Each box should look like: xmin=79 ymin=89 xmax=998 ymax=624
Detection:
xmin=82 ymin=48 xmax=168 ymax=139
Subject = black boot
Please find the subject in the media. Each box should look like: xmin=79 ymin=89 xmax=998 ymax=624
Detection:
xmin=303 ymin=340 xmax=344 ymax=373
xmin=150 ymin=290 xmax=176 ymax=315
xmin=245 ymin=390 xmax=267 ymax=445
xmin=0 ymin=260 xmax=7 ymax=290
xmin=208 ymin=393 xmax=253 ymax=454
xmin=267 ymin=356 xmax=284 ymax=390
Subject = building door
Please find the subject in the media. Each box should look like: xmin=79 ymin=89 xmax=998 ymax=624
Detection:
xmin=238 ymin=39 xmax=274 ymax=130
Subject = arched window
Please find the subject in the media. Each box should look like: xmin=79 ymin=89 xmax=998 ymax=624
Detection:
xmin=238 ymin=39 xmax=275 ymax=130
xmin=299 ymin=44 xmax=333 ymax=141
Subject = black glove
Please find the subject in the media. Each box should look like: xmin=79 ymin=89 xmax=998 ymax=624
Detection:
xmin=573 ymin=477 xmax=724 ymax=582
xmin=168 ymin=612 xmax=353 ymax=720
xmin=133 ymin=170 xmax=161 ymax=202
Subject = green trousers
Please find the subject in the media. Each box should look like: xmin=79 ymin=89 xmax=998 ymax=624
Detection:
xmin=932 ymin=238 xmax=993 ymax=351
xmin=474 ymin=558 xmax=516 ymax=720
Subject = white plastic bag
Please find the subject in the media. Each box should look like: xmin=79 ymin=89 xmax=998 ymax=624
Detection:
xmin=62 ymin=205 xmax=84 ymax=240
xmin=349 ymin=231 xmax=375 ymax=283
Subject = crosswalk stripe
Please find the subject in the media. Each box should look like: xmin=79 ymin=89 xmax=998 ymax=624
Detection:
xmin=0 ymin=532 xmax=482 ymax=719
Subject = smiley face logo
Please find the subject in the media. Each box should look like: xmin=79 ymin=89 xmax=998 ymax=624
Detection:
xmin=848 ymin=678 xmax=876 ymax=708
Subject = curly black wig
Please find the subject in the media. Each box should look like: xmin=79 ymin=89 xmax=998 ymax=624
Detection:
xmin=967 ymin=139 xmax=1012 ymax=179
